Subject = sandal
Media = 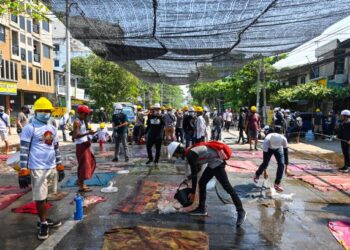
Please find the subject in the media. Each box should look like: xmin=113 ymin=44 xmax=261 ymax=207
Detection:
xmin=78 ymin=187 xmax=92 ymax=192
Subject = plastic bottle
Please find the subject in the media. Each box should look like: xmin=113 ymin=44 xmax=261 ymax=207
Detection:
xmin=74 ymin=193 xmax=83 ymax=220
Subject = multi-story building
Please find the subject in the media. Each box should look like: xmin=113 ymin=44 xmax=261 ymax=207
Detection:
xmin=0 ymin=4 xmax=54 ymax=115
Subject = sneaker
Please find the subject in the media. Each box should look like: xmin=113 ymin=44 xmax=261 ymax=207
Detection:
xmin=37 ymin=222 xmax=49 ymax=240
xmin=112 ymin=158 xmax=119 ymax=162
xmin=146 ymin=160 xmax=153 ymax=165
xmin=37 ymin=219 xmax=62 ymax=229
xmin=274 ymin=184 xmax=284 ymax=192
xmin=339 ymin=166 xmax=350 ymax=173
xmin=253 ymin=175 xmax=259 ymax=184
xmin=236 ymin=210 xmax=247 ymax=227
xmin=189 ymin=207 xmax=208 ymax=216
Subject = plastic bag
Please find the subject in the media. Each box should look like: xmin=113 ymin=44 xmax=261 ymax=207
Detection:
xmin=269 ymin=187 xmax=295 ymax=201
xmin=101 ymin=181 xmax=118 ymax=193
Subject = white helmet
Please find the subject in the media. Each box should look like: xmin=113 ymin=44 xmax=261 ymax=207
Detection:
xmin=274 ymin=107 xmax=280 ymax=112
xmin=285 ymin=109 xmax=290 ymax=113
xmin=341 ymin=110 xmax=350 ymax=116
xmin=100 ymin=107 xmax=104 ymax=111
xmin=167 ymin=142 xmax=181 ymax=159
xmin=189 ymin=107 xmax=194 ymax=112
xmin=203 ymin=107 xmax=208 ymax=112
xmin=153 ymin=103 xmax=161 ymax=109
xmin=114 ymin=104 xmax=123 ymax=110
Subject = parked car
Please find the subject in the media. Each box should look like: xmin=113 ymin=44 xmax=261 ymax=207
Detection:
xmin=122 ymin=106 xmax=135 ymax=124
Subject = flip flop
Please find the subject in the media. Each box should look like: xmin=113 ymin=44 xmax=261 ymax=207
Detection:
xmin=78 ymin=187 xmax=92 ymax=192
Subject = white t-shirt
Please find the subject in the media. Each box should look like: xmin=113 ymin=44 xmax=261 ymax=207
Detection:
xmin=59 ymin=113 xmax=70 ymax=126
xmin=196 ymin=115 xmax=206 ymax=139
xmin=75 ymin=119 xmax=88 ymax=144
xmin=0 ymin=113 xmax=10 ymax=131
xmin=226 ymin=112 xmax=233 ymax=122
xmin=263 ymin=133 xmax=288 ymax=152
xmin=21 ymin=122 xmax=59 ymax=170
xmin=97 ymin=127 xmax=108 ymax=142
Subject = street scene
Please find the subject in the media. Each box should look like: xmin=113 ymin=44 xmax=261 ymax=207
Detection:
xmin=1 ymin=1 xmax=350 ymax=250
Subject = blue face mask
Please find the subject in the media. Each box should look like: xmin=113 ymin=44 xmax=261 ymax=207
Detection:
xmin=36 ymin=112 xmax=51 ymax=123
xmin=0 ymin=111 xmax=3 ymax=115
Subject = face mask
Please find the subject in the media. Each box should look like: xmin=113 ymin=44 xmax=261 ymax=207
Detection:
xmin=36 ymin=112 xmax=51 ymax=122
xmin=155 ymin=110 xmax=161 ymax=115
xmin=0 ymin=111 xmax=3 ymax=115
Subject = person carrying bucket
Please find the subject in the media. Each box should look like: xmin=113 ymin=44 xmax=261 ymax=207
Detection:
xmin=168 ymin=141 xmax=247 ymax=227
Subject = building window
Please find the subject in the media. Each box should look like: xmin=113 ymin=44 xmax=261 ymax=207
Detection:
xmin=49 ymin=72 xmax=51 ymax=86
xmin=43 ymin=44 xmax=50 ymax=59
xmin=11 ymin=30 xmax=19 ymax=56
xmin=33 ymin=19 xmax=40 ymax=34
xmin=21 ymin=65 xmax=27 ymax=79
xmin=26 ymin=20 xmax=32 ymax=33
xmin=36 ymin=69 xmax=40 ymax=84
xmin=5 ymin=61 xmax=9 ymax=79
xmin=33 ymin=41 xmax=41 ymax=63
xmin=28 ymin=51 xmax=33 ymax=63
xmin=42 ymin=19 xmax=50 ymax=32
xmin=20 ymin=16 xmax=25 ymax=30
xmin=20 ymin=34 xmax=26 ymax=43
xmin=20 ymin=48 xmax=26 ymax=61
xmin=11 ymin=14 xmax=18 ymax=23
xmin=29 ymin=67 xmax=33 ymax=80
xmin=42 ymin=70 xmax=45 ymax=85
xmin=53 ymin=44 xmax=59 ymax=52
xmin=0 ymin=25 xmax=5 ymax=42
xmin=14 ymin=63 xmax=18 ymax=81
xmin=300 ymin=76 xmax=306 ymax=84
xmin=27 ymin=37 xmax=32 ymax=46
xmin=0 ymin=61 xmax=4 ymax=79
xmin=10 ymin=62 xmax=14 ymax=80
xmin=54 ymin=59 xmax=60 ymax=67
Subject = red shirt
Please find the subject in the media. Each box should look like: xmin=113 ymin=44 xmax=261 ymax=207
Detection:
xmin=248 ymin=113 xmax=261 ymax=131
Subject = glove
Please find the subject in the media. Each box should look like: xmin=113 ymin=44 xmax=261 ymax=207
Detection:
xmin=18 ymin=169 xmax=31 ymax=189
xmin=56 ymin=165 xmax=65 ymax=182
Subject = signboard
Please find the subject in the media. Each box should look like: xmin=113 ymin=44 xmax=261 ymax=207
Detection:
xmin=0 ymin=82 xmax=17 ymax=95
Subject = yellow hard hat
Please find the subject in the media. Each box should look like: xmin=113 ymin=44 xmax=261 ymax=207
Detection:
xmin=69 ymin=110 xmax=75 ymax=115
xmin=137 ymin=105 xmax=142 ymax=110
xmin=161 ymin=106 xmax=165 ymax=111
xmin=167 ymin=105 xmax=172 ymax=110
xmin=87 ymin=124 xmax=92 ymax=130
xmin=100 ymin=122 xmax=106 ymax=129
xmin=195 ymin=106 xmax=203 ymax=112
xmin=250 ymin=106 xmax=257 ymax=112
xmin=33 ymin=97 xmax=54 ymax=111
xmin=316 ymin=108 xmax=320 ymax=112
xmin=183 ymin=105 xmax=189 ymax=111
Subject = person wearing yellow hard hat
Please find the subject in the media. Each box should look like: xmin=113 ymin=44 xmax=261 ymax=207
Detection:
xmin=134 ymin=105 xmax=145 ymax=145
xmin=59 ymin=109 xmax=76 ymax=142
xmin=97 ymin=122 xmax=109 ymax=152
xmin=246 ymin=106 xmax=261 ymax=151
xmin=19 ymin=97 xmax=65 ymax=240
xmin=183 ymin=106 xmax=196 ymax=148
xmin=195 ymin=106 xmax=206 ymax=143
xmin=313 ymin=108 xmax=323 ymax=140
xmin=163 ymin=105 xmax=176 ymax=145
xmin=183 ymin=105 xmax=189 ymax=113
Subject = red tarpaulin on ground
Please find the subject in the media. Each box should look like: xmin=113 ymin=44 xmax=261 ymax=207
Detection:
xmin=103 ymin=226 xmax=209 ymax=250
xmin=226 ymin=160 xmax=258 ymax=173
xmin=12 ymin=201 xmax=52 ymax=214
xmin=329 ymin=221 xmax=350 ymax=250
xmin=294 ymin=174 xmax=350 ymax=192
xmin=288 ymin=164 xmax=336 ymax=176
xmin=0 ymin=186 xmax=31 ymax=210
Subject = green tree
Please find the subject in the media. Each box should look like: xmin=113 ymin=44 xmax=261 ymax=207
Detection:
xmin=0 ymin=0 xmax=48 ymax=19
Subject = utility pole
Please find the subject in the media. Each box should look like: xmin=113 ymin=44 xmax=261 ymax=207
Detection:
xmin=262 ymin=56 xmax=267 ymax=125
xmin=256 ymin=58 xmax=261 ymax=113
xmin=66 ymin=0 xmax=72 ymax=112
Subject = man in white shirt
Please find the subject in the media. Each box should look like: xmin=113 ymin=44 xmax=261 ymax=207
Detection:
xmin=253 ymin=126 xmax=288 ymax=192
xmin=224 ymin=109 xmax=233 ymax=132
xmin=59 ymin=110 xmax=75 ymax=142
xmin=0 ymin=106 xmax=11 ymax=154
xmin=195 ymin=107 xmax=206 ymax=143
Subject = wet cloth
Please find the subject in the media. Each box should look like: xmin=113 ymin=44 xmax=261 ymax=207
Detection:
xmin=328 ymin=221 xmax=350 ymax=250
xmin=0 ymin=186 xmax=31 ymax=210
xmin=62 ymin=172 xmax=116 ymax=187
xmin=11 ymin=201 xmax=52 ymax=214
xmin=76 ymin=141 xmax=96 ymax=181
xmin=103 ymin=226 xmax=209 ymax=250
xmin=294 ymin=174 xmax=350 ymax=192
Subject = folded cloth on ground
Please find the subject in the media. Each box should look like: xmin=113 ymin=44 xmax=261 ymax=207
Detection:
xmin=0 ymin=186 xmax=31 ymax=210
xmin=294 ymin=174 xmax=350 ymax=192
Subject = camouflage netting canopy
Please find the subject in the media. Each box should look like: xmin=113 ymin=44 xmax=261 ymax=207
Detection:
xmin=47 ymin=0 xmax=350 ymax=84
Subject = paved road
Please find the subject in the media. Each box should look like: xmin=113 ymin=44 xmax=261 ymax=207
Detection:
xmin=0 ymin=131 xmax=349 ymax=249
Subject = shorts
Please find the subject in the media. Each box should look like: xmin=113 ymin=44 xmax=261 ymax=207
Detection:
xmin=0 ymin=130 xmax=8 ymax=141
xmin=248 ymin=129 xmax=258 ymax=139
xmin=164 ymin=127 xmax=175 ymax=137
xmin=31 ymin=168 xmax=57 ymax=201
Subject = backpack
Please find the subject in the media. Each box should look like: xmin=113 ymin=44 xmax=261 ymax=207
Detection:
xmin=185 ymin=141 xmax=233 ymax=160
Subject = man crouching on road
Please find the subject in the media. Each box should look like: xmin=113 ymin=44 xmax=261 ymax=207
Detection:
xmin=168 ymin=142 xmax=247 ymax=227
xmin=19 ymin=97 xmax=65 ymax=240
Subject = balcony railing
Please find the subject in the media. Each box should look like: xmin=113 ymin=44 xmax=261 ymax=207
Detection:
xmin=12 ymin=45 xmax=19 ymax=56
xmin=34 ymin=53 xmax=41 ymax=63
xmin=33 ymin=24 xmax=40 ymax=34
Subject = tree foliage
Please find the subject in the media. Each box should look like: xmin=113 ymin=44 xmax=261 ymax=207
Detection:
xmin=0 ymin=0 xmax=48 ymax=19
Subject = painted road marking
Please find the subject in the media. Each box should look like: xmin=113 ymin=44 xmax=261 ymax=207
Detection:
xmin=35 ymin=220 xmax=80 ymax=250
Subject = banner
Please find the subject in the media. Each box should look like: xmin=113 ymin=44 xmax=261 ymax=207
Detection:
xmin=0 ymin=82 xmax=17 ymax=95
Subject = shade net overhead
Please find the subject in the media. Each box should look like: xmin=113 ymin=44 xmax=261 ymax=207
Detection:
xmin=47 ymin=0 xmax=350 ymax=84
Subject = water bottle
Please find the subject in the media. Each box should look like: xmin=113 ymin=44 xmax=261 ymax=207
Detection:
xmin=74 ymin=193 xmax=83 ymax=220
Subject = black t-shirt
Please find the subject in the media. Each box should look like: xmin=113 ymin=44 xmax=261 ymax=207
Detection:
xmin=183 ymin=115 xmax=195 ymax=132
xmin=146 ymin=114 xmax=164 ymax=139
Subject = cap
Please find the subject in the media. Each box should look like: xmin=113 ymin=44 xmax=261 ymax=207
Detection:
xmin=153 ymin=103 xmax=161 ymax=109
xmin=0 ymin=106 xmax=4 ymax=111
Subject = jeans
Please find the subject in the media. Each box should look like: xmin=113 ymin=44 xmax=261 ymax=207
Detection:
xmin=114 ymin=133 xmax=129 ymax=160
xmin=211 ymin=125 xmax=221 ymax=141
xmin=237 ymin=127 xmax=246 ymax=143
xmin=341 ymin=142 xmax=350 ymax=167
xmin=224 ymin=121 xmax=231 ymax=131
xmin=146 ymin=137 xmax=162 ymax=162
xmin=198 ymin=164 xmax=243 ymax=212
xmin=60 ymin=125 xmax=67 ymax=142
xmin=184 ymin=131 xmax=194 ymax=148
xmin=175 ymin=128 xmax=184 ymax=143
xmin=256 ymin=148 xmax=285 ymax=184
